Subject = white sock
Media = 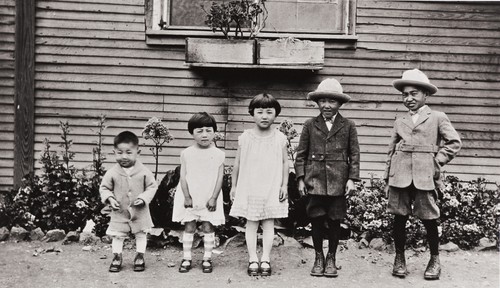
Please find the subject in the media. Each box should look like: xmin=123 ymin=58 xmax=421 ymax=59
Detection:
xmin=182 ymin=232 xmax=194 ymax=260
xmin=261 ymin=219 xmax=275 ymax=262
xmin=112 ymin=237 xmax=124 ymax=254
xmin=245 ymin=220 xmax=259 ymax=263
xmin=135 ymin=232 xmax=147 ymax=254
xmin=203 ymin=233 xmax=215 ymax=260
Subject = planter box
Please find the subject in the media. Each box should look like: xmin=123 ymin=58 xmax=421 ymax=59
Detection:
xmin=257 ymin=39 xmax=324 ymax=66
xmin=185 ymin=38 xmax=256 ymax=65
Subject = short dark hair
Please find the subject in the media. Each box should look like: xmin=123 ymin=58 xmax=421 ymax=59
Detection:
xmin=188 ymin=112 xmax=218 ymax=134
xmin=248 ymin=93 xmax=281 ymax=116
xmin=114 ymin=131 xmax=139 ymax=147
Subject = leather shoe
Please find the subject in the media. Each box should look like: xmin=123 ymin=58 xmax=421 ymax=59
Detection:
xmin=109 ymin=253 xmax=122 ymax=273
xmin=310 ymin=251 xmax=325 ymax=277
xmin=133 ymin=252 xmax=145 ymax=272
xmin=424 ymin=255 xmax=441 ymax=280
xmin=392 ymin=253 xmax=407 ymax=278
xmin=323 ymin=252 xmax=338 ymax=277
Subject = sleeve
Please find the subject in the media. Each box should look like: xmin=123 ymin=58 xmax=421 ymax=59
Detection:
xmin=294 ymin=120 xmax=310 ymax=179
xmin=99 ymin=169 xmax=115 ymax=204
xmin=347 ymin=121 xmax=361 ymax=181
xmin=435 ymin=112 xmax=462 ymax=166
xmin=137 ymin=168 xmax=158 ymax=205
xmin=383 ymin=120 xmax=401 ymax=181
xmin=217 ymin=149 xmax=226 ymax=166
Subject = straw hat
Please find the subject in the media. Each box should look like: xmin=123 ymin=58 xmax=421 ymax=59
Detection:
xmin=307 ymin=78 xmax=351 ymax=103
xmin=392 ymin=69 xmax=438 ymax=95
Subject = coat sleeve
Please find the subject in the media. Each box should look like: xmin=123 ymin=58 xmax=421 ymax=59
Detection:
xmin=137 ymin=169 xmax=158 ymax=205
xmin=435 ymin=112 xmax=462 ymax=166
xmin=383 ymin=120 xmax=401 ymax=181
xmin=294 ymin=120 xmax=311 ymax=179
xmin=99 ymin=170 xmax=115 ymax=204
xmin=347 ymin=121 xmax=361 ymax=181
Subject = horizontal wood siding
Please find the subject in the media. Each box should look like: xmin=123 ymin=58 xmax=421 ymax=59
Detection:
xmin=0 ymin=0 xmax=15 ymax=192
xmin=26 ymin=0 xmax=500 ymax=185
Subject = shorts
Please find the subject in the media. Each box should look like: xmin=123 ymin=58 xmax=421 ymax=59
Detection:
xmin=387 ymin=183 xmax=440 ymax=220
xmin=106 ymin=229 xmax=150 ymax=238
xmin=306 ymin=195 xmax=347 ymax=220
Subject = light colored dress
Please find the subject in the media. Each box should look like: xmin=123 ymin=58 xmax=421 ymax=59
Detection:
xmin=230 ymin=129 xmax=289 ymax=221
xmin=172 ymin=145 xmax=226 ymax=226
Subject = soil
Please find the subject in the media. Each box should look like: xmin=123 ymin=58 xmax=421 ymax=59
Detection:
xmin=0 ymin=240 xmax=498 ymax=288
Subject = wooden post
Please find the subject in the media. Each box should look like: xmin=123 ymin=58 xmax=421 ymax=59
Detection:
xmin=13 ymin=0 xmax=35 ymax=188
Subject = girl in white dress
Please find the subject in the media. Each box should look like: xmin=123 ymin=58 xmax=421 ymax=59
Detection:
xmin=172 ymin=112 xmax=225 ymax=274
xmin=230 ymin=94 xmax=289 ymax=276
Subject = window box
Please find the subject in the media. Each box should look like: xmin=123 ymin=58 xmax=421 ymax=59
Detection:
xmin=185 ymin=38 xmax=256 ymax=65
xmin=257 ymin=39 xmax=324 ymax=66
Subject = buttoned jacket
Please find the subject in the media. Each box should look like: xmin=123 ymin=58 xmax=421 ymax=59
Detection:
xmin=100 ymin=161 xmax=158 ymax=233
xmin=295 ymin=114 xmax=360 ymax=196
xmin=384 ymin=106 xmax=462 ymax=191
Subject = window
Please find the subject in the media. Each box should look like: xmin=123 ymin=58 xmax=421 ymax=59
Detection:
xmin=148 ymin=0 xmax=357 ymax=40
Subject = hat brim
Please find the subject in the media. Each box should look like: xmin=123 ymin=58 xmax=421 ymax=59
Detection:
xmin=307 ymin=91 xmax=351 ymax=103
xmin=392 ymin=80 xmax=438 ymax=95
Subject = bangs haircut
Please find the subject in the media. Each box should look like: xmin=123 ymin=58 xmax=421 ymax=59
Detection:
xmin=114 ymin=131 xmax=139 ymax=147
xmin=248 ymin=93 xmax=281 ymax=116
xmin=188 ymin=112 xmax=218 ymax=134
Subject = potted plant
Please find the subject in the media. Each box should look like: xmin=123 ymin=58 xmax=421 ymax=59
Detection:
xmin=257 ymin=37 xmax=325 ymax=66
xmin=185 ymin=0 xmax=268 ymax=65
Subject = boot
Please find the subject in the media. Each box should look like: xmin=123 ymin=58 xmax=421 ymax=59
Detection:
xmin=109 ymin=253 xmax=122 ymax=273
xmin=424 ymin=255 xmax=441 ymax=280
xmin=310 ymin=251 xmax=325 ymax=277
xmin=323 ymin=252 xmax=338 ymax=277
xmin=392 ymin=253 xmax=407 ymax=278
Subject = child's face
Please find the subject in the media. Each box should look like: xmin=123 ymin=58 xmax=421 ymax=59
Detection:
xmin=192 ymin=126 xmax=215 ymax=148
xmin=113 ymin=142 xmax=140 ymax=168
xmin=253 ymin=107 xmax=276 ymax=129
xmin=402 ymin=85 xmax=427 ymax=111
xmin=317 ymin=98 xmax=341 ymax=119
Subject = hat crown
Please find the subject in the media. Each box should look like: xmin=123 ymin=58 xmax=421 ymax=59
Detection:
xmin=316 ymin=78 xmax=343 ymax=94
xmin=401 ymin=69 xmax=431 ymax=84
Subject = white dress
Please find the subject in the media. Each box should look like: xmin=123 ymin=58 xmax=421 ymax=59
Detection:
xmin=230 ymin=129 xmax=289 ymax=221
xmin=172 ymin=145 xmax=226 ymax=226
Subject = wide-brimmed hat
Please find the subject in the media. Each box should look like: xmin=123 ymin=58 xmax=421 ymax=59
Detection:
xmin=307 ymin=78 xmax=351 ymax=103
xmin=392 ymin=69 xmax=438 ymax=95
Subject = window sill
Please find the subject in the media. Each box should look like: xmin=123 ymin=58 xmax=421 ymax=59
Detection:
xmin=185 ymin=63 xmax=323 ymax=71
xmin=145 ymin=29 xmax=358 ymax=50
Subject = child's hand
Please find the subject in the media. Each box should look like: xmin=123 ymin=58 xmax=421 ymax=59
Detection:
xmin=345 ymin=179 xmax=355 ymax=197
xmin=230 ymin=187 xmax=236 ymax=202
xmin=206 ymin=197 xmax=217 ymax=212
xmin=133 ymin=198 xmax=145 ymax=207
xmin=384 ymin=183 xmax=390 ymax=198
xmin=108 ymin=197 xmax=120 ymax=210
xmin=184 ymin=196 xmax=193 ymax=208
xmin=297 ymin=178 xmax=307 ymax=197
xmin=279 ymin=186 xmax=288 ymax=202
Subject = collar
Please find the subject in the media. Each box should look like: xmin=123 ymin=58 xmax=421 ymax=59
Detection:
xmin=409 ymin=105 xmax=428 ymax=115
xmin=323 ymin=113 xmax=338 ymax=123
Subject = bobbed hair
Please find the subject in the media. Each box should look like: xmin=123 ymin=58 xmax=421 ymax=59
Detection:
xmin=114 ymin=131 xmax=139 ymax=147
xmin=248 ymin=93 xmax=281 ymax=116
xmin=188 ymin=112 xmax=218 ymax=134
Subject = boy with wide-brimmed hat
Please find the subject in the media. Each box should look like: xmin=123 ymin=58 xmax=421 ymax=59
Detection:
xmin=295 ymin=78 xmax=360 ymax=278
xmin=385 ymin=69 xmax=462 ymax=280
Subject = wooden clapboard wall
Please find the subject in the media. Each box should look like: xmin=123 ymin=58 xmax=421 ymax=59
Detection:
xmin=0 ymin=0 xmax=15 ymax=192
xmin=28 ymin=0 xmax=500 ymax=186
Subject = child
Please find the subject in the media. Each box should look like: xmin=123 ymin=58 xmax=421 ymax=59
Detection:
xmin=229 ymin=94 xmax=289 ymax=276
xmin=172 ymin=112 xmax=225 ymax=273
xmin=100 ymin=131 xmax=158 ymax=273
xmin=295 ymin=78 xmax=360 ymax=278
xmin=385 ymin=69 xmax=461 ymax=280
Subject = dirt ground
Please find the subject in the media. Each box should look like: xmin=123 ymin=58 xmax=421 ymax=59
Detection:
xmin=0 ymin=239 xmax=498 ymax=288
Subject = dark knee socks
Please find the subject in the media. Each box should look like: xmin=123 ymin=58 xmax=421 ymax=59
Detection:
xmin=422 ymin=219 xmax=439 ymax=255
xmin=311 ymin=217 xmax=325 ymax=253
xmin=394 ymin=216 xmax=439 ymax=255
xmin=393 ymin=215 xmax=408 ymax=254
xmin=326 ymin=219 xmax=341 ymax=256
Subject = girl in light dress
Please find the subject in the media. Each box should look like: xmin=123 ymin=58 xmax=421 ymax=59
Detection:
xmin=230 ymin=94 xmax=289 ymax=276
xmin=172 ymin=112 xmax=225 ymax=274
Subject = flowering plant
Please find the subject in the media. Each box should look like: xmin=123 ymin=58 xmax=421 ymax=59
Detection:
xmin=277 ymin=119 xmax=299 ymax=161
xmin=142 ymin=117 xmax=174 ymax=179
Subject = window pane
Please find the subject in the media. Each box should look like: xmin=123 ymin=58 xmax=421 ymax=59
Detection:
xmin=169 ymin=0 xmax=217 ymax=27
